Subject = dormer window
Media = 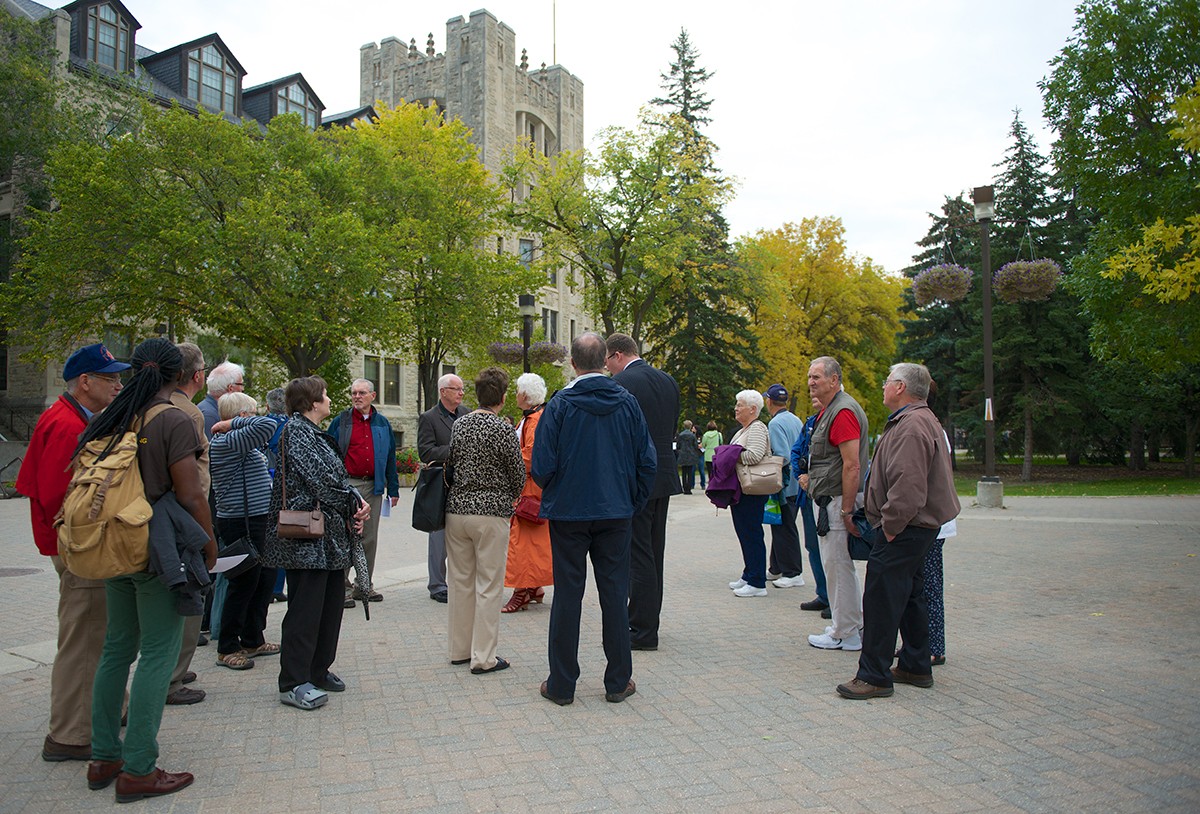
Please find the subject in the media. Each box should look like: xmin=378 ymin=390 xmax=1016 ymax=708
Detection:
xmin=86 ymin=4 xmax=131 ymax=71
xmin=187 ymin=44 xmax=238 ymax=116
xmin=278 ymin=83 xmax=319 ymax=128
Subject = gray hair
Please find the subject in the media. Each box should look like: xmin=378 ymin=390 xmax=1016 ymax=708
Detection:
xmin=351 ymin=378 xmax=375 ymax=393
xmin=176 ymin=342 xmax=205 ymax=381
xmin=218 ymin=391 xmax=258 ymax=420
xmin=437 ymin=373 xmax=461 ymax=390
xmin=265 ymin=387 xmax=286 ymax=414
xmin=571 ymin=332 xmax=607 ymax=372
xmin=889 ymin=362 xmax=932 ymax=400
xmin=811 ymin=356 xmax=842 ymax=382
xmin=516 ymin=372 xmax=547 ymax=406
xmin=736 ymin=389 xmax=764 ymax=412
xmin=206 ymin=361 xmax=244 ymax=395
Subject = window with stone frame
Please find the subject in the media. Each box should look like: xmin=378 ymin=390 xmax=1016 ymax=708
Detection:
xmin=187 ymin=43 xmax=238 ymax=116
xmin=277 ymin=83 xmax=319 ymax=128
xmin=542 ymin=308 xmax=558 ymax=344
xmin=85 ymin=3 xmax=131 ymax=72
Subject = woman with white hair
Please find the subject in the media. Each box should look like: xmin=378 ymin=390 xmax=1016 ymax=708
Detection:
xmin=209 ymin=392 xmax=279 ymax=669
xmin=727 ymin=389 xmax=772 ymax=597
xmin=502 ymin=372 xmax=554 ymax=613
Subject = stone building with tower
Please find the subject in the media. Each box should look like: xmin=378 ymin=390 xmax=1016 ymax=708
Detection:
xmin=357 ymin=9 xmax=592 ymax=439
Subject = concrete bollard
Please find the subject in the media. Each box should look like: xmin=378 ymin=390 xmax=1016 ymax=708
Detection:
xmin=977 ymin=480 xmax=1004 ymax=508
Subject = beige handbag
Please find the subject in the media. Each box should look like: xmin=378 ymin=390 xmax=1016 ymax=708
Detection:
xmin=736 ymin=455 xmax=786 ymax=495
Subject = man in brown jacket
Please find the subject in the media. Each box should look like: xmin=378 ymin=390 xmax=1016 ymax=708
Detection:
xmin=837 ymin=362 xmax=960 ymax=700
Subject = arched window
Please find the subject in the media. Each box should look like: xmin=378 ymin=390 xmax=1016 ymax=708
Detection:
xmin=187 ymin=44 xmax=238 ymax=116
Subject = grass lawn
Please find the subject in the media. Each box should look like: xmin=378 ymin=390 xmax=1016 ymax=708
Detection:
xmin=952 ymin=462 xmax=1199 ymax=496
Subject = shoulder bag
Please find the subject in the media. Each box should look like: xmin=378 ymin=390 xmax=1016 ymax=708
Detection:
xmin=275 ymin=427 xmax=326 ymax=539
xmin=412 ymin=462 xmax=452 ymax=533
xmin=220 ymin=452 xmax=261 ymax=577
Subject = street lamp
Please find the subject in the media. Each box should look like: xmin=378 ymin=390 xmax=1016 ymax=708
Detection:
xmin=519 ymin=294 xmax=537 ymax=373
xmin=973 ymin=185 xmax=1003 ymax=508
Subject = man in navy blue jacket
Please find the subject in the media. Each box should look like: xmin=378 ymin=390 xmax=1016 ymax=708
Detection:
xmin=532 ymin=333 xmax=656 ymax=705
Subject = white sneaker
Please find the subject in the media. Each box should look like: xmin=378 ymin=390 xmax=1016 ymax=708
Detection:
xmin=772 ymin=575 xmax=806 ymax=588
xmin=732 ymin=584 xmax=768 ymax=597
xmin=729 ymin=578 xmax=747 ymax=590
xmin=809 ymin=632 xmax=847 ymax=649
xmin=840 ymin=632 xmax=863 ymax=651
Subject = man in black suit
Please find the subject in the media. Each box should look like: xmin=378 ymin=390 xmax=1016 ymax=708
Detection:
xmin=417 ymin=373 xmax=469 ymax=603
xmin=605 ymin=333 xmax=681 ymax=651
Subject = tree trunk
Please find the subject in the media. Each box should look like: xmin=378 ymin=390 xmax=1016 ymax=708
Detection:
xmin=1128 ymin=419 xmax=1146 ymax=471
xmin=1147 ymin=425 xmax=1161 ymax=463
xmin=1185 ymin=414 xmax=1198 ymax=479
xmin=1022 ymin=399 xmax=1034 ymax=481
xmin=418 ymin=362 xmax=439 ymax=412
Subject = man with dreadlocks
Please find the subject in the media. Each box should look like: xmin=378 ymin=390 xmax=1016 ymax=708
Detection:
xmin=80 ymin=338 xmax=216 ymax=804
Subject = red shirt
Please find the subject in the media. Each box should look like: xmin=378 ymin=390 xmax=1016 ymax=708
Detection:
xmin=817 ymin=407 xmax=862 ymax=447
xmin=15 ymin=394 xmax=88 ymax=555
xmin=343 ymin=408 xmax=376 ymax=479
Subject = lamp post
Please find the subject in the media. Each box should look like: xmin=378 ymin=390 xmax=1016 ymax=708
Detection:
xmin=518 ymin=294 xmax=537 ymax=373
xmin=973 ymin=185 xmax=1003 ymax=508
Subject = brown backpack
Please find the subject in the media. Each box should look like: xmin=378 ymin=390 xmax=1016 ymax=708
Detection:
xmin=55 ymin=403 xmax=176 ymax=579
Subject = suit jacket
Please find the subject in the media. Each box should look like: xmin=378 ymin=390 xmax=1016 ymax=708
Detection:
xmin=417 ymin=402 xmax=469 ymax=466
xmin=614 ymin=359 xmax=682 ymax=500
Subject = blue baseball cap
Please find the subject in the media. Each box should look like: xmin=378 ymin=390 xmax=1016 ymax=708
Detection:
xmin=763 ymin=384 xmax=788 ymax=403
xmin=62 ymin=343 xmax=131 ymax=382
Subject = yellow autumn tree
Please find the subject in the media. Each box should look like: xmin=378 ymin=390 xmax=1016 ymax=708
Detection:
xmin=740 ymin=217 xmax=906 ymax=430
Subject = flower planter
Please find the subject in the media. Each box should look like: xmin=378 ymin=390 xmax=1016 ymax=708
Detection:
xmin=912 ymin=264 xmax=972 ymax=306
xmin=993 ymin=259 xmax=1061 ymax=303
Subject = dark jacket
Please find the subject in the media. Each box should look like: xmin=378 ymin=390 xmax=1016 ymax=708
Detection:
xmin=705 ymin=444 xmax=745 ymax=509
xmin=532 ymin=375 xmax=656 ymax=521
xmin=327 ymin=407 xmax=400 ymax=498
xmin=789 ymin=413 xmax=818 ymax=509
xmin=613 ymin=359 xmax=682 ymax=500
xmin=675 ymin=429 xmax=700 ymax=466
xmin=147 ymin=492 xmax=212 ymax=616
xmin=417 ymin=402 xmax=470 ymax=466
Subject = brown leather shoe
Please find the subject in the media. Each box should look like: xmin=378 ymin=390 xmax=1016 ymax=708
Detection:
xmin=891 ymin=667 xmax=934 ymax=688
xmin=605 ymin=679 xmax=637 ymax=703
xmin=42 ymin=735 xmax=90 ymax=762
xmin=87 ymin=759 xmax=123 ymax=790
xmin=836 ymin=678 xmax=894 ymax=700
xmin=114 ymin=768 xmax=194 ymax=803
xmin=164 ymin=687 xmax=205 ymax=705
xmin=181 ymin=671 xmax=197 ymax=684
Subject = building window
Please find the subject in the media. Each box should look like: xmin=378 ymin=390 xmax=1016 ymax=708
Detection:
xmin=518 ymin=238 xmax=534 ymax=269
xmin=86 ymin=4 xmax=130 ymax=72
xmin=547 ymin=265 xmax=557 ymax=286
xmin=442 ymin=364 xmax=456 ymax=377
xmin=384 ymin=359 xmax=401 ymax=405
xmin=277 ymin=83 xmax=319 ymax=128
xmin=569 ymin=318 xmax=576 ymax=341
xmin=364 ymin=355 xmax=380 ymax=395
xmin=373 ymin=62 xmax=382 ymax=83
xmin=542 ymin=309 xmax=558 ymax=344
xmin=102 ymin=327 xmax=134 ymax=362
xmin=187 ymin=44 xmax=238 ymax=116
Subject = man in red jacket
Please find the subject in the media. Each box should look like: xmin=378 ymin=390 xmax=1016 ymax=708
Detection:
xmin=16 ymin=343 xmax=129 ymax=761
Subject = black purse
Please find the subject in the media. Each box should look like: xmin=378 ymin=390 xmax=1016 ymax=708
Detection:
xmin=219 ymin=452 xmax=260 ymax=579
xmin=411 ymin=463 xmax=452 ymax=532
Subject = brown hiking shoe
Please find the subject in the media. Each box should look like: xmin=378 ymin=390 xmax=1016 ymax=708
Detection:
xmin=836 ymin=678 xmax=894 ymax=700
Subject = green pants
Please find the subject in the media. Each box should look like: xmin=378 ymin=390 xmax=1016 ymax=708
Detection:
xmin=91 ymin=573 xmax=184 ymax=776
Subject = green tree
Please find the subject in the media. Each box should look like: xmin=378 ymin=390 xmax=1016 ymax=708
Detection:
xmin=740 ymin=218 xmax=905 ymax=432
xmin=503 ymin=113 xmax=727 ymax=344
xmin=3 ymin=105 xmax=386 ymax=376
xmin=340 ymin=102 xmax=540 ymax=411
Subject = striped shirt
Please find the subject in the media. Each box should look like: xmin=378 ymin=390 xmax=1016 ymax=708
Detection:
xmin=210 ymin=416 xmax=276 ymax=519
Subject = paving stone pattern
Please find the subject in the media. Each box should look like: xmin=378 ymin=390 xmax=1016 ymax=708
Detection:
xmin=0 ymin=493 xmax=1197 ymax=812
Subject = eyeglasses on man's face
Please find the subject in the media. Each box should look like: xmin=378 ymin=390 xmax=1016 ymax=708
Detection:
xmin=89 ymin=373 xmax=122 ymax=383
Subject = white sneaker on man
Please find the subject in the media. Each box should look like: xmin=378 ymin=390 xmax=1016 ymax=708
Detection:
xmin=772 ymin=575 xmax=806 ymax=588
xmin=808 ymin=631 xmax=863 ymax=650
xmin=732 ymin=584 xmax=768 ymax=597
xmin=729 ymin=579 xmax=747 ymax=590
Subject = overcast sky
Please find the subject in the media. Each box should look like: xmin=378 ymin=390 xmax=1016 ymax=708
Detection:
xmin=127 ymin=0 xmax=1080 ymax=274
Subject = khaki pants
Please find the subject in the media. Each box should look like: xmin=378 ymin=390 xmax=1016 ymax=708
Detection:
xmin=445 ymin=513 xmax=509 ymax=671
xmin=49 ymin=556 xmax=108 ymax=746
xmin=816 ymin=493 xmax=864 ymax=640
xmin=168 ymin=615 xmax=202 ymax=693
xmin=345 ymin=478 xmax=384 ymax=594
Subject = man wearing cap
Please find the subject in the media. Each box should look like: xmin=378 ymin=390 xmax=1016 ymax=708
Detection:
xmin=762 ymin=384 xmax=806 ymax=589
xmin=17 ymin=343 xmax=129 ymax=762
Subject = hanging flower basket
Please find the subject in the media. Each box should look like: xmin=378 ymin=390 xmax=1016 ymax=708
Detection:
xmin=487 ymin=342 xmax=524 ymax=365
xmin=528 ymin=341 xmax=567 ymax=365
xmin=993 ymin=259 xmax=1061 ymax=303
xmin=912 ymin=263 xmax=972 ymax=306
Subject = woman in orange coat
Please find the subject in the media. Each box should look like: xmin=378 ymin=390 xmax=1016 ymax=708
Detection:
xmin=502 ymin=373 xmax=553 ymax=613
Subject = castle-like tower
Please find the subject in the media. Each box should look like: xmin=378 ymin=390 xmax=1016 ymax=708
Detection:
xmin=360 ymin=9 xmax=585 ymax=173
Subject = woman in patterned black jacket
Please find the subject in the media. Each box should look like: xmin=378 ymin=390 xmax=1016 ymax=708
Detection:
xmin=445 ymin=367 xmax=526 ymax=675
xmin=261 ymin=376 xmax=370 ymax=711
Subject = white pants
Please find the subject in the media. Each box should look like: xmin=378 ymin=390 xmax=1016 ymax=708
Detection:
xmin=817 ymin=493 xmax=864 ymax=639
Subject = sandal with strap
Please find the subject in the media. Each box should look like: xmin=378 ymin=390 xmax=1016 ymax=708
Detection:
xmin=502 ymin=589 xmax=531 ymax=614
xmin=239 ymin=642 xmax=281 ymax=658
xmin=279 ymin=682 xmax=328 ymax=711
xmin=215 ymin=652 xmax=254 ymax=670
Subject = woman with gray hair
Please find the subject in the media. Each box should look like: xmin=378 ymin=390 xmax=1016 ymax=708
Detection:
xmin=210 ymin=392 xmax=279 ymax=669
xmin=503 ymin=373 xmax=554 ymax=613
xmin=727 ymin=390 xmax=773 ymax=597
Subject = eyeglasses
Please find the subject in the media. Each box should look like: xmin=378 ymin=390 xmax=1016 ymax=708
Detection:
xmin=230 ymin=381 xmax=246 ymax=389
xmin=88 ymin=373 xmax=122 ymax=383
xmin=882 ymin=378 xmax=902 ymax=388
xmin=442 ymin=386 xmax=464 ymax=392
xmin=606 ymin=352 xmax=618 ymax=360
xmin=350 ymin=391 xmax=372 ymax=397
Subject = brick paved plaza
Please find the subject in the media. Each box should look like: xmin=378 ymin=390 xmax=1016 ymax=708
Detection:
xmin=1 ymin=492 xmax=1197 ymax=812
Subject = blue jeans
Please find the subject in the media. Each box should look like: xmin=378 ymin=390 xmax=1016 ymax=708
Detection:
xmin=799 ymin=495 xmax=827 ymax=603
xmin=730 ymin=493 xmax=769 ymax=588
